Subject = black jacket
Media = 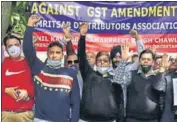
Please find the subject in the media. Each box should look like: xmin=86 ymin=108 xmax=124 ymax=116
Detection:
xmin=78 ymin=36 xmax=122 ymax=121
xmin=161 ymin=71 xmax=177 ymax=122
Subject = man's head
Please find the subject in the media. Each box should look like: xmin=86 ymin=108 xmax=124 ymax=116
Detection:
xmin=95 ymin=51 xmax=111 ymax=74
xmin=47 ymin=41 xmax=63 ymax=61
xmin=46 ymin=41 xmax=64 ymax=68
xmin=3 ymin=35 xmax=22 ymax=59
xmin=66 ymin=53 xmax=79 ymax=68
xmin=168 ymin=57 xmax=177 ymax=72
xmin=110 ymin=45 xmax=122 ymax=68
xmin=96 ymin=51 xmax=110 ymax=67
xmin=86 ymin=51 xmax=96 ymax=66
xmin=139 ymin=49 xmax=155 ymax=74
xmin=155 ymin=55 xmax=162 ymax=64
xmin=132 ymin=54 xmax=138 ymax=63
xmin=154 ymin=55 xmax=162 ymax=70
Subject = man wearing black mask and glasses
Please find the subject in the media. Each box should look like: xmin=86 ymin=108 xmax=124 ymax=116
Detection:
xmin=67 ymin=55 xmax=79 ymax=68
xmin=63 ymin=24 xmax=83 ymax=99
xmin=66 ymin=53 xmax=83 ymax=99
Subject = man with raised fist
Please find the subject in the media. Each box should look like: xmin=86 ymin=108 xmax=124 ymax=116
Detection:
xmin=23 ymin=15 xmax=80 ymax=122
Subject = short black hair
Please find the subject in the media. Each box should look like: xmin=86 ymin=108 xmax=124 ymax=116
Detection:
xmin=132 ymin=54 xmax=138 ymax=59
xmin=47 ymin=41 xmax=63 ymax=51
xmin=139 ymin=49 xmax=155 ymax=60
xmin=3 ymin=35 xmax=21 ymax=47
xmin=67 ymin=52 xmax=77 ymax=59
xmin=155 ymin=55 xmax=162 ymax=61
xmin=96 ymin=51 xmax=110 ymax=61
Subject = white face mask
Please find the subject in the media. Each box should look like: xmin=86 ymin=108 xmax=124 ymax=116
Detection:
xmin=7 ymin=45 xmax=21 ymax=57
xmin=46 ymin=58 xmax=62 ymax=69
xmin=97 ymin=67 xmax=110 ymax=74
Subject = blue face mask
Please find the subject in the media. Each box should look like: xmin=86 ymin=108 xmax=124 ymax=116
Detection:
xmin=46 ymin=59 xmax=62 ymax=69
xmin=7 ymin=45 xmax=21 ymax=57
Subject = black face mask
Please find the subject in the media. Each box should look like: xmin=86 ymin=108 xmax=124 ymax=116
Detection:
xmin=70 ymin=65 xmax=79 ymax=72
xmin=141 ymin=65 xmax=152 ymax=74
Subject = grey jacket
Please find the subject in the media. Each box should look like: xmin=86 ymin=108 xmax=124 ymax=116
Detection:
xmin=161 ymin=72 xmax=177 ymax=122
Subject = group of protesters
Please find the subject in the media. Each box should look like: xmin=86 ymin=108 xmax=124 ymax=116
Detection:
xmin=2 ymin=15 xmax=177 ymax=122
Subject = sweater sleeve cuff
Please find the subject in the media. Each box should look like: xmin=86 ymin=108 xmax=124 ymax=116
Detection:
xmin=25 ymin=26 xmax=35 ymax=34
xmin=26 ymin=26 xmax=34 ymax=30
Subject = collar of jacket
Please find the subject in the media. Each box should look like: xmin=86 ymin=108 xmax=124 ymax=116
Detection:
xmin=137 ymin=66 xmax=156 ymax=77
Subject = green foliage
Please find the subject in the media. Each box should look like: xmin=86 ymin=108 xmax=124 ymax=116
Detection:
xmin=10 ymin=1 xmax=30 ymax=38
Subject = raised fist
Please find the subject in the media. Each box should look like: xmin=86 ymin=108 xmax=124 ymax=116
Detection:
xmin=80 ymin=22 xmax=88 ymax=36
xmin=62 ymin=24 xmax=72 ymax=42
xmin=129 ymin=29 xmax=140 ymax=41
xmin=27 ymin=15 xmax=41 ymax=27
xmin=129 ymin=29 xmax=138 ymax=38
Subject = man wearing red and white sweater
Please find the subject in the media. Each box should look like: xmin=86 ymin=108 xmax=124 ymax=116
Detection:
xmin=2 ymin=34 xmax=35 ymax=122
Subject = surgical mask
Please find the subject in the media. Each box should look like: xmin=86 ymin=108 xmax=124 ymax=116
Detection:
xmin=97 ymin=67 xmax=111 ymax=74
xmin=46 ymin=59 xmax=62 ymax=69
xmin=141 ymin=65 xmax=152 ymax=74
xmin=7 ymin=45 xmax=21 ymax=57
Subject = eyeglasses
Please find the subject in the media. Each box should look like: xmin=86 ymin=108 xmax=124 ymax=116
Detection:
xmin=96 ymin=59 xmax=109 ymax=63
xmin=67 ymin=60 xmax=79 ymax=64
xmin=7 ymin=44 xmax=20 ymax=49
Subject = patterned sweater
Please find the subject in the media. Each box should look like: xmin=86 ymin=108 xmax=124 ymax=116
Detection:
xmin=23 ymin=26 xmax=80 ymax=122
